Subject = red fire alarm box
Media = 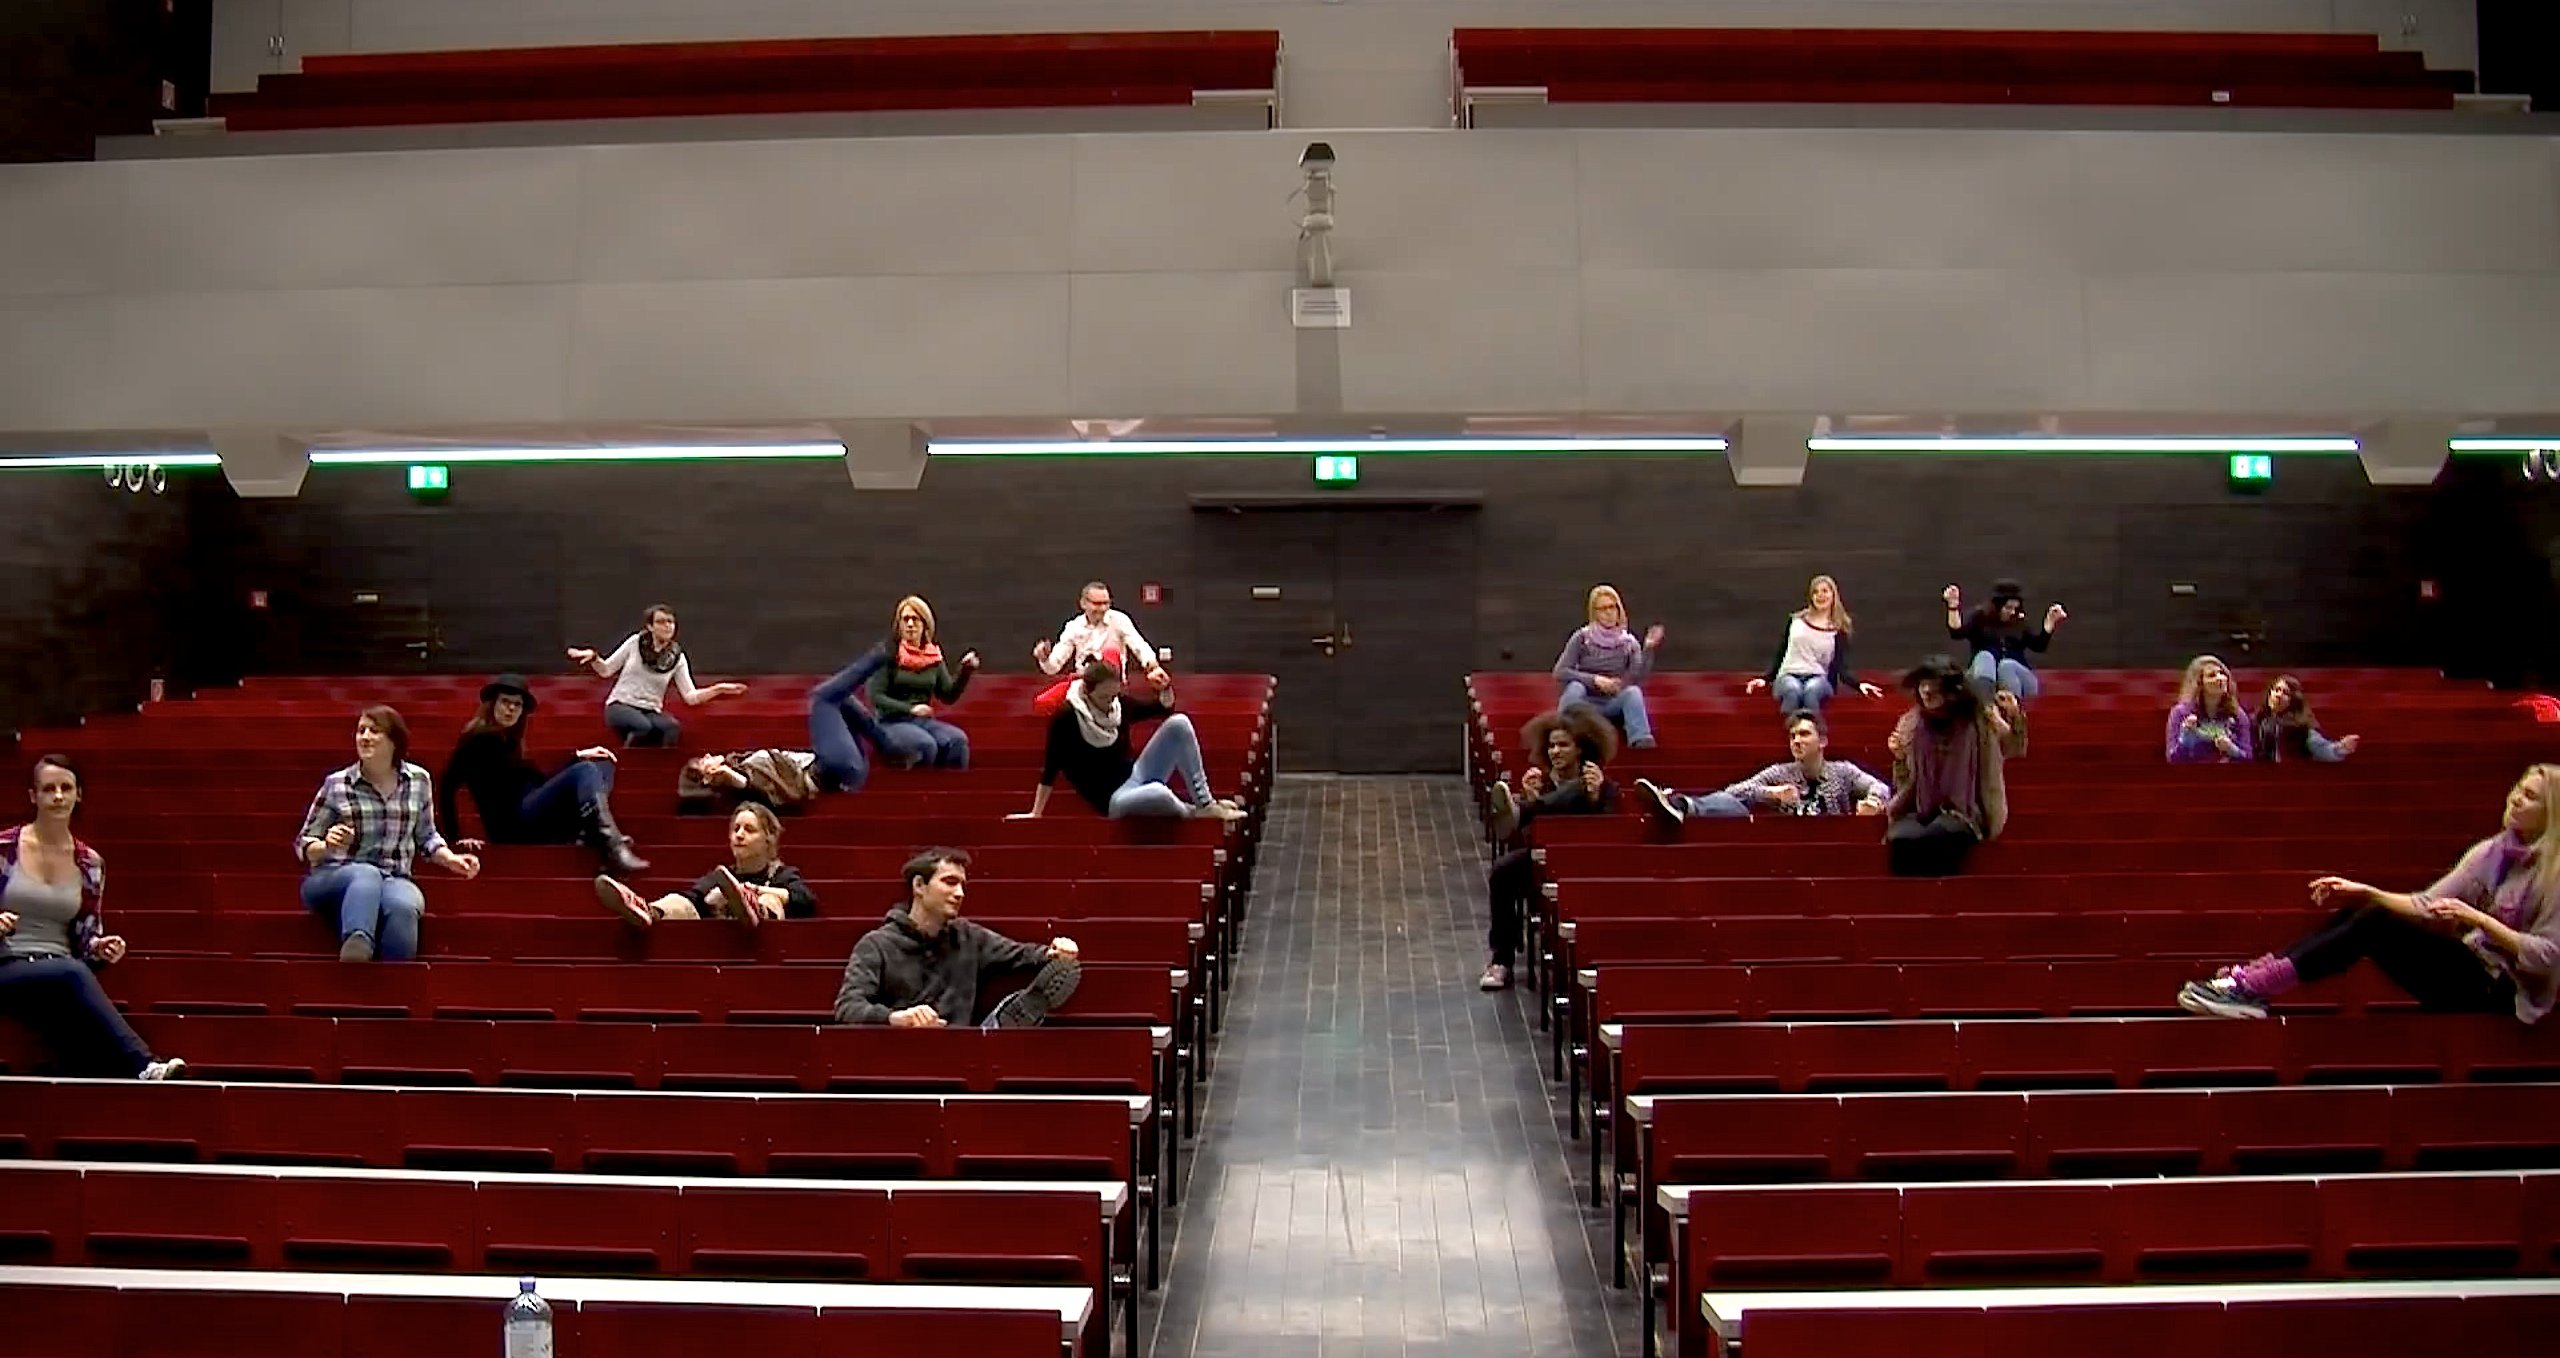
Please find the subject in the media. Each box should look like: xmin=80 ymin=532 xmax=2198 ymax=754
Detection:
xmin=1140 ymin=583 xmax=1163 ymax=606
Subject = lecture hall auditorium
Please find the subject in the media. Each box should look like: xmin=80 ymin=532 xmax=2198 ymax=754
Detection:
xmin=3 ymin=2 xmax=2559 ymax=1356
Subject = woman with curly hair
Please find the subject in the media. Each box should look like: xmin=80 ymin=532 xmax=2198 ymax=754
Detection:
xmin=2254 ymin=673 xmax=2361 ymax=763
xmin=2166 ymin=654 xmax=2252 ymax=763
xmin=1480 ymin=706 xmax=1619 ymax=991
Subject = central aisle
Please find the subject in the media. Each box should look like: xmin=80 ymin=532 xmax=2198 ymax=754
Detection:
xmin=1146 ymin=776 xmax=1633 ymax=1358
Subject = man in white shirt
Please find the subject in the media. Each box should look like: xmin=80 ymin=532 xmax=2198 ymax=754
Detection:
xmin=1033 ymin=581 xmax=1168 ymax=687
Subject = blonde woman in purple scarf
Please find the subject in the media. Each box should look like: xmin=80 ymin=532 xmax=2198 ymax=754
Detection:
xmin=1552 ymin=584 xmax=1666 ymax=749
xmin=2180 ymin=764 xmax=2560 ymax=1024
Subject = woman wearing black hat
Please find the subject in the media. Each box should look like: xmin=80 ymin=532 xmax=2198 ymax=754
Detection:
xmin=1944 ymin=580 xmax=2067 ymax=704
xmin=1884 ymin=655 xmax=2027 ymax=877
xmin=437 ymin=675 xmax=647 ymax=875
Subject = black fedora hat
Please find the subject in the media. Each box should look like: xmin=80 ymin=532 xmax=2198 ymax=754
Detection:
xmin=480 ymin=673 xmax=538 ymax=711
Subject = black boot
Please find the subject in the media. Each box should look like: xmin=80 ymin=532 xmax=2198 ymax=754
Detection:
xmin=586 ymin=800 xmax=648 ymax=876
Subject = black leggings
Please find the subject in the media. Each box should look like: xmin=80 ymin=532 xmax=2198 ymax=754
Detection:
xmin=1488 ymin=848 xmax=1535 ymax=968
xmin=2283 ymin=906 xmax=2515 ymax=1012
xmin=1887 ymin=812 xmax=1979 ymax=878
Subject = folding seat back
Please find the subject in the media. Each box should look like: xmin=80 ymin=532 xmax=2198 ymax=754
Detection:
xmin=658 ymin=1022 xmax=816 ymax=1092
xmin=2214 ymin=1086 xmax=2391 ymax=1175
xmin=1973 ymin=1302 xmax=2227 ymax=1358
xmin=395 ymin=1088 xmax=577 ymax=1173
xmin=571 ymin=1091 xmax=756 ymax=1176
xmin=1792 ymin=1022 xmax=1957 ymax=1094
xmin=78 ymin=1166 xmax=267 ymax=1266
xmin=2283 ymin=1013 xmax=2449 ymax=1086
xmin=1897 ymin=963 xmax=2050 ymax=1020
xmin=338 ymin=1017 xmax=492 ymax=1087
xmin=0 ymin=1162 xmax=81 ymax=1263
xmin=1900 ymin=1182 xmax=2109 ymax=1285
xmin=0 ymin=1076 xmax=48 ymax=1156
xmin=1653 ymin=1096 xmax=1842 ymax=1184
xmin=891 ymin=1186 xmax=1105 ymax=1287
xmin=2117 ymin=1177 xmax=2320 ymax=1280
xmin=2052 ymin=961 xmax=2191 ymax=1018
xmin=2395 ymin=1083 xmax=2560 ymax=1170
xmin=2118 ymin=1018 xmax=2282 ymax=1089
xmin=2000 ymin=912 xmax=2122 ymax=963
xmin=2024 ymin=1088 xmax=2210 ymax=1178
xmin=270 ymin=1171 xmax=473 ymax=1271
xmin=48 ymin=1080 xmax=223 ymax=1163
xmin=2445 ymin=1015 xmax=2560 ymax=1083
xmin=1855 ymin=913 xmax=2011 ymax=964
xmin=1728 ymin=1306 xmax=1981 ymax=1358
xmin=981 ymin=1028 xmax=1155 ymax=1097
xmin=118 ymin=1288 xmax=347 ymax=1357
xmin=476 ymin=1180 xmax=681 ymax=1275
xmin=206 ymin=1083 xmax=394 ymax=1168
xmin=1843 ymin=1093 xmax=2026 ymax=1180
xmin=494 ymin=1021 xmax=662 ymax=1090
xmin=136 ymin=1013 xmax=339 ymax=1084
xmin=1751 ymin=965 xmax=1900 ymax=1022
xmin=818 ymin=1028 xmax=986 ymax=1093
xmin=1716 ymin=917 xmax=1850 ymax=965
xmin=343 ymin=1295 xmax=533 ymax=1358
xmin=1621 ymin=1023 xmax=1789 ymax=1095
xmin=1594 ymin=968 xmax=1747 ymax=1025
xmin=6 ymin=1282 xmax=118 ymax=1357
xmin=943 ymin=1097 xmax=1130 ymax=1182
xmin=1022 ymin=964 xmax=1174 ymax=1027
xmin=760 ymin=1094 xmax=946 ymax=1178
xmin=1685 ymin=1186 xmax=1898 ymax=1288
xmin=2320 ymin=1172 xmax=2528 ymax=1276
xmin=278 ymin=960 xmax=425 ymax=1019
xmin=678 ymin=1183 xmax=893 ymax=1279
xmin=2524 ymin=1173 xmax=2560 ymax=1271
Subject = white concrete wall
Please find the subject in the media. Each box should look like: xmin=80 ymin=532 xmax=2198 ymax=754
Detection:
xmin=5 ymin=123 xmax=2555 ymax=441
xmin=210 ymin=0 xmax=2483 ymax=129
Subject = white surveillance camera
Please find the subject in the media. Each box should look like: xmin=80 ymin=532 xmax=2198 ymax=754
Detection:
xmin=1299 ymin=142 xmax=1336 ymax=172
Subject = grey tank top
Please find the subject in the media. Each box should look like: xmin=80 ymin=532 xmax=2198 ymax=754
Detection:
xmin=1 ymin=865 xmax=83 ymax=959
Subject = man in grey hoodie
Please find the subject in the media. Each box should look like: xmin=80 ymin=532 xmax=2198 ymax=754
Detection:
xmin=833 ymin=847 xmax=1082 ymax=1027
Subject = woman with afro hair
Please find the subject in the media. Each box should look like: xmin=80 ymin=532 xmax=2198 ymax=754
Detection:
xmin=1479 ymin=705 xmax=1619 ymax=991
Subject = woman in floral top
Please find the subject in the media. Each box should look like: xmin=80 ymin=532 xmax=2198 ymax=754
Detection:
xmin=0 ymin=756 xmax=184 ymax=1079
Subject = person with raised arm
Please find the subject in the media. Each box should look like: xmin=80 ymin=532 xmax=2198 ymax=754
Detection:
xmin=1634 ymin=712 xmax=1888 ymax=823
xmin=0 ymin=756 xmax=185 ymax=1080
xmin=295 ymin=705 xmax=479 ymax=962
xmin=1883 ymin=656 xmax=2028 ymax=877
xmin=1015 ymin=661 xmax=1246 ymax=821
xmin=834 ymin=848 xmax=1083 ymax=1028
xmin=1552 ymin=584 xmax=1665 ymax=749
xmin=2179 ymin=766 xmax=2560 ymax=1023
xmin=1944 ymin=579 xmax=2066 ymax=703
xmin=868 ymin=595 xmax=977 ymax=769
xmin=595 ymin=802 xmax=817 ymax=929
xmin=2254 ymin=674 xmax=2362 ymax=763
xmin=438 ymin=674 xmax=646 ymax=875
xmin=2165 ymin=654 xmax=2253 ymax=764
xmin=565 ymin=603 xmax=748 ymax=747
xmin=1480 ymin=707 xmax=1620 ymax=992
xmin=1743 ymin=574 xmax=1884 ymax=721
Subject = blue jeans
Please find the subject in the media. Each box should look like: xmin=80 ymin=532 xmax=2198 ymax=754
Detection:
xmin=875 ymin=715 xmax=971 ymax=769
xmin=1772 ymin=674 xmax=1832 ymax=720
xmin=1968 ymin=654 xmax=2040 ymax=703
xmin=1560 ymin=681 xmax=1654 ymax=746
xmin=1108 ymin=714 xmax=1212 ymax=818
xmin=300 ymin=863 xmax=426 ymax=960
xmin=807 ymin=647 xmax=893 ymax=791
xmin=0 ymin=955 xmax=154 ymax=1077
xmin=1678 ymin=791 xmax=1752 ymax=819
xmin=606 ymin=702 xmax=681 ymax=747
xmin=512 ymin=759 xmax=610 ymax=841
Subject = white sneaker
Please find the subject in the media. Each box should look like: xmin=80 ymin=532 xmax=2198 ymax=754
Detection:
xmin=1479 ymin=963 xmax=1511 ymax=991
xmin=1634 ymin=778 xmax=1685 ymax=826
xmin=2176 ymin=977 xmax=2269 ymax=1020
xmin=1487 ymin=781 xmax=1519 ymax=839
xmin=137 ymin=1058 xmax=187 ymax=1082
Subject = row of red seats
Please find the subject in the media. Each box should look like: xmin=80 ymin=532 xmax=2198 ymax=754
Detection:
xmin=1566 ymin=910 xmax=2322 ymax=969
xmin=8 ymin=1278 xmax=1075 ymax=1358
xmin=1532 ymin=797 xmax=2492 ymax=844
xmin=104 ymin=842 xmax=1217 ymax=884
xmin=1468 ymin=667 xmax=2486 ymax=701
xmin=1543 ymin=837 xmax=2456 ymax=879
xmin=1712 ymin=1288 xmax=2560 ymax=1358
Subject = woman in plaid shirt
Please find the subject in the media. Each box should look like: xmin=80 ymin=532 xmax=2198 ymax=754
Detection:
xmin=295 ymin=706 xmax=480 ymax=962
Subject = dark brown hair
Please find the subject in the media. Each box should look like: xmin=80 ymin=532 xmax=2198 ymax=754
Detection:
xmin=902 ymin=846 xmax=972 ymax=896
xmin=29 ymin=754 xmax=78 ymax=790
xmin=357 ymin=705 xmax=410 ymax=764
xmin=732 ymin=801 xmax=783 ymax=845
xmin=638 ymin=604 xmax=682 ymax=672
xmin=1522 ymin=705 xmax=1619 ymax=768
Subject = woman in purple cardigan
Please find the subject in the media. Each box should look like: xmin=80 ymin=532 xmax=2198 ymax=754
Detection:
xmin=2180 ymin=764 xmax=2560 ymax=1023
xmin=1552 ymin=584 xmax=1665 ymax=749
xmin=2165 ymin=654 xmax=2252 ymax=763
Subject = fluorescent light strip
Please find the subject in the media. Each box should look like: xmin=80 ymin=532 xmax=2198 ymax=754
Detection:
xmin=308 ymin=443 xmax=845 ymax=466
xmin=2450 ymin=438 xmax=2560 ymax=453
xmin=0 ymin=452 xmax=224 ymax=471
xmin=927 ymin=437 xmax=1729 ymax=457
xmin=1808 ymin=436 xmax=2360 ymax=454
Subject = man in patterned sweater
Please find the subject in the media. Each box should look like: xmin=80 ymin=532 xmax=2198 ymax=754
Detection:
xmin=1634 ymin=713 xmax=1888 ymax=822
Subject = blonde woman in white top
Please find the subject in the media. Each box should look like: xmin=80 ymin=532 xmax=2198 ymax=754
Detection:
xmin=1743 ymin=575 xmax=1884 ymax=721
xmin=567 ymin=603 xmax=747 ymax=748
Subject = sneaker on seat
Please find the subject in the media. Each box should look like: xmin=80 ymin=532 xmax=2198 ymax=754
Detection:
xmin=2177 ymin=977 xmax=2268 ymax=1020
xmin=713 ymin=865 xmax=762 ymax=927
xmin=138 ymin=1057 xmax=187 ymax=1081
xmin=983 ymin=958 xmax=1082 ymax=1029
xmin=338 ymin=932 xmax=376 ymax=963
xmin=594 ymin=875 xmax=654 ymax=929
xmin=1633 ymin=778 xmax=1685 ymax=827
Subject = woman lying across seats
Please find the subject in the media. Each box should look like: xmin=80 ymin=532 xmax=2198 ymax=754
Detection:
xmin=675 ymin=640 xmax=906 ymax=812
xmin=0 ymin=756 xmax=184 ymax=1080
xmin=439 ymin=674 xmax=646 ymax=875
xmin=2179 ymin=763 xmax=2559 ymax=1022
xmin=869 ymin=595 xmax=977 ymax=769
xmin=1742 ymin=574 xmax=1883 ymax=722
xmin=594 ymin=803 xmax=816 ymax=929
xmin=2166 ymin=654 xmax=2252 ymax=763
xmin=1014 ymin=660 xmax=1247 ymax=822
xmin=2254 ymin=672 xmax=2361 ymax=763
xmin=1481 ymin=705 xmax=1620 ymax=992
xmin=1552 ymin=583 xmax=1664 ymax=749
xmin=295 ymin=705 xmax=480 ymax=962
xmin=565 ymin=603 xmax=748 ymax=748
xmin=1884 ymin=655 xmax=2026 ymax=878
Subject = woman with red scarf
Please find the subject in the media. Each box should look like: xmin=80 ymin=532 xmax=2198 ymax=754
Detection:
xmin=868 ymin=596 xmax=977 ymax=768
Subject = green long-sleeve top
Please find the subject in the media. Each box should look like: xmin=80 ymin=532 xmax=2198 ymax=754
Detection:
xmin=868 ymin=658 xmax=973 ymax=714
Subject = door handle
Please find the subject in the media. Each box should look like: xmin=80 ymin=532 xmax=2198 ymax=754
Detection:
xmin=1309 ymin=632 xmax=1337 ymax=656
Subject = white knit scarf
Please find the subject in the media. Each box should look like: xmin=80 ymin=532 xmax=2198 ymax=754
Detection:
xmin=1066 ymin=681 xmax=1122 ymax=748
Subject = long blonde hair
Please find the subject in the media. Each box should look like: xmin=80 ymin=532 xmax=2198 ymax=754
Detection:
xmin=2520 ymin=764 xmax=2560 ymax=903
xmin=892 ymin=595 xmax=937 ymax=645
xmin=2176 ymin=655 xmax=2242 ymax=722
xmin=1796 ymin=574 xmax=1853 ymax=635
xmin=1585 ymin=585 xmax=1626 ymax=627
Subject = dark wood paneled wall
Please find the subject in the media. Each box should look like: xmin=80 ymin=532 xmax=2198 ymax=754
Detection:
xmin=11 ymin=453 xmax=2555 ymax=744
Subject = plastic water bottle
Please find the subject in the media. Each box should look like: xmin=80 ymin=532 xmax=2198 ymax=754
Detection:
xmin=503 ymin=1277 xmax=553 ymax=1358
